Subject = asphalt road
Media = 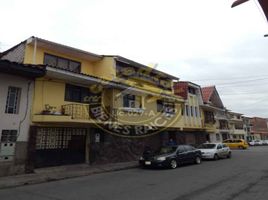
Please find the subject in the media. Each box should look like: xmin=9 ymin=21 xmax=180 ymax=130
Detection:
xmin=0 ymin=146 xmax=268 ymax=200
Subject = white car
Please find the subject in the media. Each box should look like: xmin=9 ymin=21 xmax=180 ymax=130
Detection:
xmin=261 ymin=140 xmax=268 ymax=145
xmin=198 ymin=143 xmax=231 ymax=160
xmin=249 ymin=140 xmax=263 ymax=146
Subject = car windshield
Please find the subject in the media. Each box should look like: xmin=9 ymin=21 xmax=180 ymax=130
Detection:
xmin=198 ymin=144 xmax=216 ymax=149
xmin=156 ymin=146 xmax=177 ymax=154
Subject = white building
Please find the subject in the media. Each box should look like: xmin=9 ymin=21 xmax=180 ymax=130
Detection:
xmin=0 ymin=60 xmax=45 ymax=176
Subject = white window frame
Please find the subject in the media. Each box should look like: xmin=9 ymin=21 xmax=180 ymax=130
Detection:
xmin=5 ymin=86 xmax=21 ymax=114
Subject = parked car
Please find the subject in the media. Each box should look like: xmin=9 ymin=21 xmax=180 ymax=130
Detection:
xmin=198 ymin=143 xmax=231 ymax=160
xmin=139 ymin=145 xmax=202 ymax=169
xmin=262 ymin=140 xmax=268 ymax=145
xmin=249 ymin=140 xmax=263 ymax=146
xmin=223 ymin=139 xmax=249 ymax=149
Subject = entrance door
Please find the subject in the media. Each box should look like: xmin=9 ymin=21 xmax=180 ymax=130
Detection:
xmin=35 ymin=128 xmax=86 ymax=168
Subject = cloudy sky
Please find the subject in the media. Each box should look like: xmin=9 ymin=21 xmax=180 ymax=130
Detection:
xmin=1 ymin=0 xmax=268 ymax=117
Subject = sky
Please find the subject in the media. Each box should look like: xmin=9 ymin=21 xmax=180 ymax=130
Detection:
xmin=1 ymin=0 xmax=268 ymax=118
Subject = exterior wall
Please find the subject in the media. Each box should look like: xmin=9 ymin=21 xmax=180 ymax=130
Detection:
xmin=0 ymin=73 xmax=34 ymax=176
xmin=89 ymin=128 xmax=162 ymax=164
xmin=112 ymin=88 xmax=184 ymax=129
xmin=24 ymin=45 xmax=96 ymax=76
xmin=183 ymin=94 xmax=203 ymax=129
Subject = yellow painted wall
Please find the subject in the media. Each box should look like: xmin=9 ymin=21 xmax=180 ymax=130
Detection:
xmin=93 ymin=57 xmax=116 ymax=81
xmin=110 ymin=89 xmax=184 ymax=128
xmin=24 ymin=44 xmax=95 ymax=76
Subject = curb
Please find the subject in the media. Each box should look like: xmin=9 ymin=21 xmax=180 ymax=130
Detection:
xmin=0 ymin=163 xmax=139 ymax=190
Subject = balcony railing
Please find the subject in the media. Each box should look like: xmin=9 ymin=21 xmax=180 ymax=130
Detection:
xmin=62 ymin=104 xmax=90 ymax=120
xmin=62 ymin=104 xmax=118 ymax=122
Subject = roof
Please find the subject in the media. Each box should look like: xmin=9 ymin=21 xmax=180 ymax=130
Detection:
xmin=106 ymin=55 xmax=179 ymax=80
xmin=0 ymin=59 xmax=46 ymax=78
xmin=201 ymin=86 xmax=215 ymax=103
xmin=26 ymin=36 xmax=103 ymax=62
xmin=1 ymin=36 xmax=103 ymax=62
xmin=232 ymin=0 xmax=268 ymax=21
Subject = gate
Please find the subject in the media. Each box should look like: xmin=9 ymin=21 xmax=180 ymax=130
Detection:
xmin=35 ymin=128 xmax=86 ymax=168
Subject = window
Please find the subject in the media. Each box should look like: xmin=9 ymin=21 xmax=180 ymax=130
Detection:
xmin=195 ymin=107 xmax=198 ymax=117
xmin=186 ymin=105 xmax=189 ymax=116
xmin=190 ymin=106 xmax=193 ymax=116
xmin=65 ymin=84 xmax=90 ymax=103
xmin=188 ymin=87 xmax=196 ymax=94
xmin=1 ymin=130 xmax=17 ymax=142
xmin=157 ymin=100 xmax=175 ymax=114
xmin=204 ymin=111 xmax=214 ymax=123
xmin=157 ymin=100 xmax=164 ymax=112
xmin=44 ymin=53 xmax=81 ymax=73
xmin=123 ymin=94 xmax=136 ymax=108
xmin=5 ymin=87 xmax=21 ymax=114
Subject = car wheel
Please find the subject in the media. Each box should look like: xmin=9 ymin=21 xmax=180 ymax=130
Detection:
xmin=170 ymin=159 xmax=177 ymax=169
xmin=238 ymin=146 xmax=243 ymax=149
xmin=195 ymin=156 xmax=202 ymax=164
xmin=227 ymin=152 xmax=232 ymax=159
xmin=214 ymin=154 xmax=219 ymax=160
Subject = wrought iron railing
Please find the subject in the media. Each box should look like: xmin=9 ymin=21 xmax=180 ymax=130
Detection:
xmin=62 ymin=104 xmax=118 ymax=122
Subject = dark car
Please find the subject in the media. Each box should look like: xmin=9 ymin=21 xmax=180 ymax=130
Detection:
xmin=139 ymin=145 xmax=202 ymax=169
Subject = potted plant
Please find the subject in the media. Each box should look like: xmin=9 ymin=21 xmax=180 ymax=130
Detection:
xmin=42 ymin=104 xmax=57 ymax=115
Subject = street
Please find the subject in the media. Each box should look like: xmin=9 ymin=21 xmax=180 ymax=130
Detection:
xmin=0 ymin=146 xmax=268 ymax=200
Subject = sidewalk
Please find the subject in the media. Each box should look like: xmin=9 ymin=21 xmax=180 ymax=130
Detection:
xmin=0 ymin=161 xmax=139 ymax=190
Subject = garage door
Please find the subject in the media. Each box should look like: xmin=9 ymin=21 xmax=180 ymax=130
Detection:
xmin=35 ymin=128 xmax=86 ymax=168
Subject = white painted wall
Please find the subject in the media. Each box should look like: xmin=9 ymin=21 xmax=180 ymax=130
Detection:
xmin=0 ymin=73 xmax=34 ymax=142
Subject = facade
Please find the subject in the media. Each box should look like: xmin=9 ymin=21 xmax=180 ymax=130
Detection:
xmin=243 ymin=116 xmax=253 ymax=141
xmin=1 ymin=37 xmax=186 ymax=170
xmin=201 ymin=86 xmax=230 ymax=142
xmin=228 ymin=112 xmax=247 ymax=140
xmin=173 ymin=81 xmax=207 ymax=145
xmin=0 ymin=60 xmax=45 ymax=176
xmin=250 ymin=117 xmax=268 ymax=140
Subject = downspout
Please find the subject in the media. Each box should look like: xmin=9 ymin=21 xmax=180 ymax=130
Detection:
xmin=32 ymin=37 xmax=37 ymax=64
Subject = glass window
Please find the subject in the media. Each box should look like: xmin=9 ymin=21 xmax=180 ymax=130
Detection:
xmin=186 ymin=105 xmax=189 ymax=116
xmin=65 ymin=84 xmax=89 ymax=103
xmin=5 ymin=86 xmax=21 ymax=114
xmin=44 ymin=54 xmax=81 ymax=73
xmin=123 ymin=94 xmax=136 ymax=108
xmin=1 ymin=130 xmax=17 ymax=142
xmin=184 ymin=145 xmax=195 ymax=151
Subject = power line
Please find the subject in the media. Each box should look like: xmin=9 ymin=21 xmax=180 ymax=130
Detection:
xmin=190 ymin=74 xmax=268 ymax=82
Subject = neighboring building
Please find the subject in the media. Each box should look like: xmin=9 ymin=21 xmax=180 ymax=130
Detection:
xmin=228 ymin=112 xmax=247 ymax=140
xmin=250 ymin=117 xmax=268 ymax=140
xmin=173 ymin=81 xmax=207 ymax=145
xmin=243 ymin=116 xmax=253 ymax=141
xmin=1 ymin=37 xmax=185 ymax=170
xmin=200 ymin=86 xmax=229 ymax=142
xmin=0 ymin=60 xmax=45 ymax=176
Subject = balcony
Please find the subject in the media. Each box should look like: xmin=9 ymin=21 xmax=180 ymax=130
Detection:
xmin=33 ymin=104 xmax=117 ymax=124
xmin=62 ymin=104 xmax=117 ymax=122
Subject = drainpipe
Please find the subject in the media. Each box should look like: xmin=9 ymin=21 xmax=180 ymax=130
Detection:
xmin=32 ymin=37 xmax=37 ymax=64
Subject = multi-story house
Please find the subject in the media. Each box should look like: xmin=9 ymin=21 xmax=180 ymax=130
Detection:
xmin=201 ymin=86 xmax=230 ymax=142
xmin=243 ymin=116 xmax=253 ymax=141
xmin=1 ymin=36 xmax=185 ymax=170
xmin=250 ymin=117 xmax=268 ymax=140
xmin=173 ymin=81 xmax=207 ymax=145
xmin=0 ymin=60 xmax=45 ymax=176
xmin=228 ymin=112 xmax=247 ymax=140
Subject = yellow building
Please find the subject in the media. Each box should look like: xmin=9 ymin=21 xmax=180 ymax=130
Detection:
xmin=173 ymin=81 xmax=207 ymax=145
xmin=1 ymin=36 xmax=187 ymax=168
